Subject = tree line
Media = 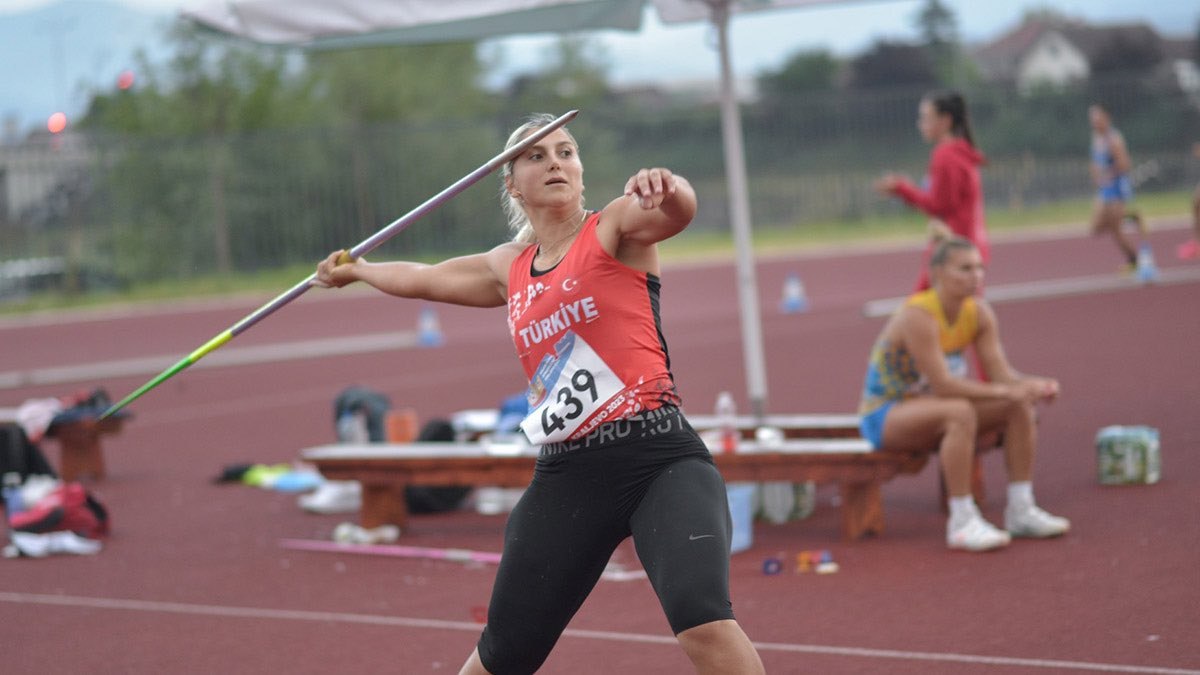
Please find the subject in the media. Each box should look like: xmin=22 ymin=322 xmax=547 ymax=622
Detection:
xmin=20 ymin=2 xmax=1200 ymax=292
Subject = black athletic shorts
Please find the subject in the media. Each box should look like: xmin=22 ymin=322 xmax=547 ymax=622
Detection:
xmin=476 ymin=406 xmax=736 ymax=675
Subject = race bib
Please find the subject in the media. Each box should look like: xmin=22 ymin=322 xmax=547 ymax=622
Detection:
xmin=521 ymin=331 xmax=625 ymax=445
xmin=945 ymin=352 xmax=968 ymax=379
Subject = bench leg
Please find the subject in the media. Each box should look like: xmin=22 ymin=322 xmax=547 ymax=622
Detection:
xmin=54 ymin=427 xmax=106 ymax=482
xmin=359 ymin=482 xmax=409 ymax=531
xmin=840 ymin=481 xmax=884 ymax=540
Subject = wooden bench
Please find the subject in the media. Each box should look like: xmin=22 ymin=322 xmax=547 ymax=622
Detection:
xmin=684 ymin=413 xmax=862 ymax=439
xmin=0 ymin=405 xmax=127 ymax=482
xmin=687 ymin=412 xmax=994 ymax=510
xmin=446 ymin=411 xmax=864 ymax=442
xmin=300 ymin=432 xmax=933 ymax=541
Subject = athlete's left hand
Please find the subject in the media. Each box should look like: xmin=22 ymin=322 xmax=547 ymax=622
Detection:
xmin=624 ymin=168 xmax=678 ymax=210
xmin=1024 ymin=377 xmax=1060 ymax=403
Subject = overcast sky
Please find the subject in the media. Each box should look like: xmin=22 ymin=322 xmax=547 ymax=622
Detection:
xmin=1 ymin=0 xmax=1196 ymax=115
xmin=5 ymin=1 xmax=1198 ymax=83
xmin=491 ymin=0 xmax=1199 ymax=85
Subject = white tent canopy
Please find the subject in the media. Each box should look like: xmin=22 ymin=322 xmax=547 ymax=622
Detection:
xmin=182 ymin=0 xmax=901 ymax=417
xmin=182 ymin=1 xmax=869 ymax=47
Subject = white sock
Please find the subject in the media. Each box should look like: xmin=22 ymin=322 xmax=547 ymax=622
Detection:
xmin=1008 ymin=481 xmax=1034 ymax=510
xmin=948 ymin=495 xmax=978 ymax=526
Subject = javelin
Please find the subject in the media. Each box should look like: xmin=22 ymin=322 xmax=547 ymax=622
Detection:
xmin=101 ymin=109 xmax=579 ymax=419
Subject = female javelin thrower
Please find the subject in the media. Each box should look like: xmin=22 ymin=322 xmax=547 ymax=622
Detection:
xmin=316 ymin=114 xmax=764 ymax=675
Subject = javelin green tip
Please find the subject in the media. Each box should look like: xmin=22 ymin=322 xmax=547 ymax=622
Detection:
xmin=99 ymin=330 xmax=233 ymax=419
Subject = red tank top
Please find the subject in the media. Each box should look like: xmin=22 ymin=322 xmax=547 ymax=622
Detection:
xmin=506 ymin=212 xmax=679 ymax=443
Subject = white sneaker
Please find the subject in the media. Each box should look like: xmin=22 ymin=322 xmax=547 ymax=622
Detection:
xmin=10 ymin=531 xmax=103 ymax=556
xmin=10 ymin=532 xmax=52 ymax=558
xmin=947 ymin=514 xmax=1011 ymax=552
xmin=1005 ymin=504 xmax=1070 ymax=538
xmin=46 ymin=531 xmax=103 ymax=555
xmin=298 ymin=480 xmax=362 ymax=514
xmin=332 ymin=522 xmax=400 ymax=544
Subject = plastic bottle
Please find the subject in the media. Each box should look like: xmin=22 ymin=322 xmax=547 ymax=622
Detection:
xmin=779 ymin=273 xmax=809 ymax=314
xmin=3 ymin=472 xmax=25 ymax=514
xmin=714 ymin=391 xmax=738 ymax=453
xmin=1135 ymin=242 xmax=1159 ymax=283
xmin=336 ymin=410 xmax=370 ymax=444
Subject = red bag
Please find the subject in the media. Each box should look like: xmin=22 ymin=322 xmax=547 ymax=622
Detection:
xmin=9 ymin=482 xmax=108 ymax=539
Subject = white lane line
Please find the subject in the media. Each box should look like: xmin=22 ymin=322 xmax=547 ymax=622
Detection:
xmin=0 ymin=591 xmax=478 ymax=631
xmin=2 ymin=592 xmax=1195 ymax=674
xmin=14 ymin=265 xmax=1195 ymax=390
xmin=747 ymin=639 xmax=1200 ymax=674
xmin=126 ymin=358 xmax=518 ymax=428
xmin=0 ymin=330 xmax=418 ymax=390
xmin=862 ymin=266 xmax=1200 ymax=318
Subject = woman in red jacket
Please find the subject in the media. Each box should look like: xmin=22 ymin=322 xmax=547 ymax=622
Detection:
xmin=876 ymin=90 xmax=989 ymax=291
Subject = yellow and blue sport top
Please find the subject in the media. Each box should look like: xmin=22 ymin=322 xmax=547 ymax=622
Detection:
xmin=857 ymin=290 xmax=979 ymax=446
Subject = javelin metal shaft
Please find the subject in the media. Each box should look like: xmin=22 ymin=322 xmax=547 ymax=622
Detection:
xmin=101 ymin=109 xmax=579 ymax=419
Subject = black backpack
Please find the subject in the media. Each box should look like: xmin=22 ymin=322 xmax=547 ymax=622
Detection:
xmin=0 ymin=423 xmax=56 ymax=481
xmin=331 ymin=387 xmax=468 ymax=514
xmin=406 ymin=418 xmax=471 ymax=514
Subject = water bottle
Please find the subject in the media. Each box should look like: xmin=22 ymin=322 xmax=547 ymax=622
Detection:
xmin=1135 ymin=242 xmax=1159 ymax=283
xmin=336 ymin=410 xmax=369 ymax=444
xmin=714 ymin=391 xmax=738 ymax=454
xmin=3 ymin=472 xmax=25 ymax=515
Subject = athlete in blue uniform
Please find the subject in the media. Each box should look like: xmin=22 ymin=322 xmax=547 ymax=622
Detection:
xmin=1088 ymin=105 xmax=1145 ymax=271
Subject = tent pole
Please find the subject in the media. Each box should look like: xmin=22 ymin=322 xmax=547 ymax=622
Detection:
xmin=711 ymin=0 xmax=768 ymax=420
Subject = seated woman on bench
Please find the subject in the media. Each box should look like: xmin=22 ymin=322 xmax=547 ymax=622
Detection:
xmin=857 ymin=235 xmax=1069 ymax=552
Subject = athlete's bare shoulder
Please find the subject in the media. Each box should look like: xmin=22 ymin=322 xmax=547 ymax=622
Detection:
xmin=485 ymin=241 xmax=530 ymax=283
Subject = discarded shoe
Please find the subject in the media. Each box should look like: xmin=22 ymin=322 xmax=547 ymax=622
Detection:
xmin=332 ymin=522 xmax=400 ymax=544
xmin=270 ymin=469 xmax=323 ymax=493
xmin=213 ymin=463 xmax=256 ymax=484
xmin=298 ymin=480 xmax=361 ymax=514
xmin=241 ymin=463 xmax=291 ymax=488
xmin=8 ymin=531 xmax=102 ymax=557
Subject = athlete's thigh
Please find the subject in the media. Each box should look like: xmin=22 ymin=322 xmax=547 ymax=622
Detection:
xmin=631 ymin=457 xmax=730 ymax=554
xmin=629 ymin=457 xmax=735 ymax=634
xmin=879 ymin=396 xmax=968 ymax=453
xmin=483 ymin=477 xmax=625 ymax=647
xmin=970 ymin=397 xmax=1020 ymax=435
xmin=1091 ymin=199 xmax=1123 ymax=232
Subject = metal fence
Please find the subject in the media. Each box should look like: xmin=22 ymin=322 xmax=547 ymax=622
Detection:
xmin=2 ymin=75 xmax=1197 ymax=301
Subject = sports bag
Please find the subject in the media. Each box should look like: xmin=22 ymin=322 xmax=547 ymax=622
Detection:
xmin=8 ymin=482 xmax=109 ymax=539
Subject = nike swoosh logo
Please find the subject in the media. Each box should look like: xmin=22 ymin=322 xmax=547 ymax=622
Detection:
xmin=688 ymin=534 xmax=715 ymax=541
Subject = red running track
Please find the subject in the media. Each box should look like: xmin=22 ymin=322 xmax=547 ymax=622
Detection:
xmin=1 ymin=222 xmax=1197 ymax=674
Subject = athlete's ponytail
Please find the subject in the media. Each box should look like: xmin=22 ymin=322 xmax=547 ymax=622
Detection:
xmin=924 ymin=90 xmax=977 ymax=150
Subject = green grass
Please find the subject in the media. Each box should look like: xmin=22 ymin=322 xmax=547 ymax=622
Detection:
xmin=2 ymin=189 xmax=1192 ymax=317
xmin=0 ymin=264 xmax=323 ymax=317
xmin=664 ymin=189 xmax=1193 ymax=262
